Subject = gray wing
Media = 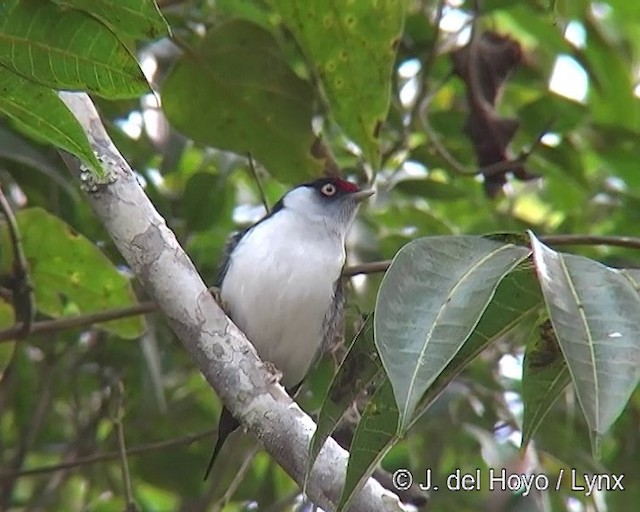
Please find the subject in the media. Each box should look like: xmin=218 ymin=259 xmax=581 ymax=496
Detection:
xmin=217 ymin=203 xmax=285 ymax=286
xmin=323 ymin=277 xmax=345 ymax=352
xmin=216 ymin=229 xmax=247 ymax=286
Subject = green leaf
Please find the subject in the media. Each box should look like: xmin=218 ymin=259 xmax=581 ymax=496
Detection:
xmin=162 ymin=20 xmax=322 ymax=183
xmin=521 ymin=318 xmax=571 ymax=449
xmin=0 ymin=0 xmax=148 ymax=98
xmin=518 ymin=93 xmax=587 ymax=135
xmin=306 ymin=316 xmax=384 ymax=482
xmin=529 ymin=232 xmax=640 ymax=452
xmin=319 ymin=263 xmax=540 ymax=509
xmin=0 ymin=123 xmax=79 ymax=199
xmin=182 ymin=173 xmax=232 ymax=232
xmin=0 ymin=69 xmax=103 ymax=177
xmin=394 ymin=178 xmax=466 ymax=200
xmin=337 ymin=379 xmax=399 ymax=512
xmin=0 ymin=208 xmax=146 ymax=339
xmin=54 ymin=0 xmax=170 ymax=40
xmin=271 ymin=0 xmax=405 ymax=169
xmin=582 ymin=19 xmax=640 ymax=130
xmin=620 ymin=269 xmax=640 ymax=292
xmin=375 ymin=236 xmax=530 ymax=430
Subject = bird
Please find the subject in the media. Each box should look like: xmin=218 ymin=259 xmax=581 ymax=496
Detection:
xmin=204 ymin=176 xmax=374 ymax=479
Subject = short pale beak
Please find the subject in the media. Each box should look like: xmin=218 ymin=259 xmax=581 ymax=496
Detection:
xmin=351 ymin=189 xmax=375 ymax=202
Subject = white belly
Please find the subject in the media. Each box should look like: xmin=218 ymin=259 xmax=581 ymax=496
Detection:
xmin=220 ymin=213 xmax=345 ymax=388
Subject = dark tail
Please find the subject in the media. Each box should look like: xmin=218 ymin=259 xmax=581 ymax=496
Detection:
xmin=204 ymin=406 xmax=240 ymax=480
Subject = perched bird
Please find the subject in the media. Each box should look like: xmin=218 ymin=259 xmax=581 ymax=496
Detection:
xmin=204 ymin=177 xmax=373 ymax=478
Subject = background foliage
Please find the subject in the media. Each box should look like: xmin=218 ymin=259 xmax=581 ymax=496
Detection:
xmin=1 ymin=0 xmax=640 ymax=511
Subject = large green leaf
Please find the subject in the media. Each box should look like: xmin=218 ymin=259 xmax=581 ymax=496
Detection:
xmin=271 ymin=0 xmax=405 ymax=169
xmin=162 ymin=20 xmax=322 ymax=183
xmin=0 ymin=0 xmax=148 ymax=98
xmin=375 ymin=236 xmax=530 ymax=430
xmin=182 ymin=172 xmax=232 ymax=232
xmin=394 ymin=178 xmax=466 ymax=201
xmin=410 ymin=262 xmax=543 ymax=426
xmin=54 ymin=0 xmax=170 ymax=40
xmin=529 ymin=233 xmax=640 ymax=451
xmin=0 ymin=208 xmax=145 ymax=339
xmin=332 ymin=264 xmax=542 ymax=510
xmin=0 ymin=68 xmax=103 ymax=176
xmin=0 ymin=123 xmax=79 ymax=199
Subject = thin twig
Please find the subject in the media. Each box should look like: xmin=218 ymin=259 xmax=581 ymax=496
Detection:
xmin=1 ymin=235 xmax=640 ymax=342
xmin=214 ymin=444 xmax=260 ymax=511
xmin=345 ymin=234 xmax=640 ymax=276
xmin=408 ymin=0 xmax=446 ymax=124
xmin=478 ymin=119 xmax=555 ymax=178
xmin=0 ymin=429 xmax=216 ymax=481
xmin=247 ymin=153 xmax=270 ymax=214
xmin=0 ymin=300 xmax=156 ymax=342
xmin=421 ymin=115 xmax=473 ymax=175
xmin=0 ymin=184 xmax=34 ymax=338
xmin=0 ymin=362 xmax=56 ymax=507
xmin=114 ymin=382 xmax=137 ymax=511
xmin=541 ymin=234 xmax=640 ymax=249
xmin=25 ymin=385 xmax=112 ymax=509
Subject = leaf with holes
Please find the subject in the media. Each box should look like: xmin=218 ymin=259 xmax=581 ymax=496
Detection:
xmin=375 ymin=236 xmax=530 ymax=430
xmin=271 ymin=0 xmax=405 ymax=169
xmin=529 ymin=232 xmax=640 ymax=452
xmin=0 ymin=208 xmax=145 ymax=339
xmin=55 ymin=0 xmax=169 ymax=40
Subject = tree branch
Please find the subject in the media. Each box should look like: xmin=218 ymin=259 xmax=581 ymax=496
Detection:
xmin=0 ymin=300 xmax=156 ymax=342
xmin=0 ymin=183 xmax=34 ymax=338
xmin=55 ymin=92 xmax=407 ymax=512
xmin=0 ymin=429 xmax=216 ymax=481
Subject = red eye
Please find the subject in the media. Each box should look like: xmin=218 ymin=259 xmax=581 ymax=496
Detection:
xmin=321 ymin=183 xmax=337 ymax=196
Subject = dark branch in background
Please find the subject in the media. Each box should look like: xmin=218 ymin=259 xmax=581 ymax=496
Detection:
xmin=0 ymin=300 xmax=156 ymax=342
xmin=408 ymin=0 xmax=446 ymax=125
xmin=0 ymin=429 xmax=216 ymax=481
xmin=0 ymin=184 xmax=34 ymax=338
xmin=217 ymin=445 xmax=261 ymax=509
xmin=113 ymin=382 xmax=137 ymax=511
xmin=26 ymin=385 xmax=112 ymax=509
xmin=451 ymin=7 xmax=537 ymax=197
xmin=478 ymin=119 xmax=554 ymax=178
xmin=1 ymin=234 xmax=640 ymax=343
xmin=311 ymin=136 xmax=341 ymax=177
xmin=0 ymin=361 xmax=55 ymax=508
xmin=346 ymin=235 xmax=640 ymax=276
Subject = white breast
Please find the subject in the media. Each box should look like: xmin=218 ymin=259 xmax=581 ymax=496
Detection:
xmin=220 ymin=211 xmax=345 ymax=388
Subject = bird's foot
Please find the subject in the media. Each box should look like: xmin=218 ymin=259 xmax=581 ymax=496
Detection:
xmin=263 ymin=361 xmax=283 ymax=384
xmin=209 ymin=286 xmax=229 ymax=313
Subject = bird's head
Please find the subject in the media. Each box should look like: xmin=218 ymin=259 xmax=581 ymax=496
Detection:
xmin=278 ymin=177 xmax=374 ymax=235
